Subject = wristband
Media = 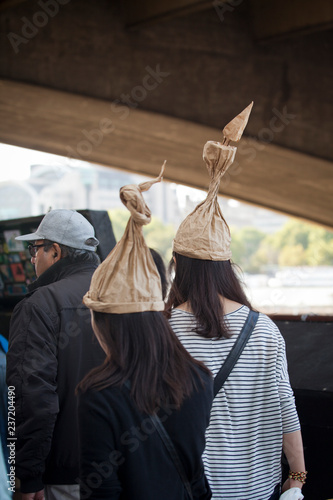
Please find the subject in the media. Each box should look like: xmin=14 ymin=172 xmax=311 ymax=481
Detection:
xmin=288 ymin=471 xmax=307 ymax=484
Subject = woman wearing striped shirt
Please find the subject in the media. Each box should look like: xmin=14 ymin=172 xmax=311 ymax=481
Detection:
xmin=166 ymin=254 xmax=306 ymax=500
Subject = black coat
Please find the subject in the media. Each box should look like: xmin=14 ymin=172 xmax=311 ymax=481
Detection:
xmin=6 ymin=256 xmax=105 ymax=494
xmin=78 ymin=370 xmax=213 ymax=500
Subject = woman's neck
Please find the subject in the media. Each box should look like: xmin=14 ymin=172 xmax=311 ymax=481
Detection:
xmin=176 ymin=296 xmax=243 ymax=315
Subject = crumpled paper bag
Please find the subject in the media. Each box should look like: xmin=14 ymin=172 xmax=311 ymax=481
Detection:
xmin=279 ymin=487 xmax=304 ymax=500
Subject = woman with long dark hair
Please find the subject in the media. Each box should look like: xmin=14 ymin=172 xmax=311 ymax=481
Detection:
xmin=167 ymin=256 xmax=251 ymax=339
xmin=166 ymin=106 xmax=306 ymax=500
xmin=77 ymin=168 xmax=213 ymax=500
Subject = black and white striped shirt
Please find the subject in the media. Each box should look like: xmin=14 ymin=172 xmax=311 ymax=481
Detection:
xmin=169 ymin=305 xmax=300 ymax=500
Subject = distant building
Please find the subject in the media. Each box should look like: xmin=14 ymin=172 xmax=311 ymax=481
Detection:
xmin=144 ymin=181 xmax=182 ymax=227
xmin=219 ymin=198 xmax=288 ymax=234
xmin=0 ymin=157 xmax=289 ymax=235
xmin=0 ymin=161 xmax=183 ymax=228
xmin=0 ymin=182 xmax=39 ymax=220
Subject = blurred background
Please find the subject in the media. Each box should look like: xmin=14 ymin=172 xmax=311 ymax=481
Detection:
xmin=0 ymin=142 xmax=332 ymax=315
xmin=1 ymin=0 xmax=332 ymax=317
xmin=0 ymin=2 xmax=333 ymax=498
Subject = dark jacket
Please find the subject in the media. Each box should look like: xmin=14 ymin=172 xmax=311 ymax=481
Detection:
xmin=6 ymin=256 xmax=105 ymax=494
xmin=78 ymin=368 xmax=213 ymax=500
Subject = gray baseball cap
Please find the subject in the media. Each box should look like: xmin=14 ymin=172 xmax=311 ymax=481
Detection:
xmin=16 ymin=209 xmax=99 ymax=251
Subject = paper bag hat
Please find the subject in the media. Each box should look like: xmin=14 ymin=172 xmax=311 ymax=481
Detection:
xmin=83 ymin=163 xmax=166 ymax=314
xmin=173 ymin=102 xmax=253 ymax=261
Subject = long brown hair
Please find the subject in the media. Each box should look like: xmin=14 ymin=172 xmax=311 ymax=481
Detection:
xmin=165 ymin=253 xmax=252 ymax=339
xmin=77 ymin=310 xmax=210 ymax=414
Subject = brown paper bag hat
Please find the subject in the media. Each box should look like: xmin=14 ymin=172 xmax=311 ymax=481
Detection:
xmin=173 ymin=102 xmax=253 ymax=261
xmin=83 ymin=163 xmax=166 ymax=314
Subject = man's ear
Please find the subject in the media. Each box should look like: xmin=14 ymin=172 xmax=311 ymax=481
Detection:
xmin=52 ymin=243 xmax=62 ymax=262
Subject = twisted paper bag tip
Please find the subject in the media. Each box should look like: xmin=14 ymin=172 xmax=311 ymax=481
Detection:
xmin=222 ymin=101 xmax=254 ymax=144
xmin=119 ymin=161 xmax=166 ymax=226
xmin=138 ymin=160 xmax=166 ymax=192
xmin=172 ymin=102 xmax=253 ymax=261
xmin=204 ymin=102 xmax=253 ymax=199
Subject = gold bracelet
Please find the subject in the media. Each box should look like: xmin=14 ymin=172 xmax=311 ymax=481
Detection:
xmin=288 ymin=471 xmax=308 ymax=484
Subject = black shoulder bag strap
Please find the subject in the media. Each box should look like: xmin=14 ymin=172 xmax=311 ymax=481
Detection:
xmin=214 ymin=309 xmax=259 ymax=397
xmin=149 ymin=413 xmax=194 ymax=500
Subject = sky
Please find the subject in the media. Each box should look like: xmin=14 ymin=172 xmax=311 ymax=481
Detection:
xmin=0 ymin=143 xmax=69 ymax=182
xmin=0 ymin=142 xmax=207 ymax=207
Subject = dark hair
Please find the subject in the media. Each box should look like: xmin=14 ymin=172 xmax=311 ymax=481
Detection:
xmin=43 ymin=240 xmax=100 ymax=265
xmin=165 ymin=253 xmax=252 ymax=339
xmin=77 ymin=311 xmax=210 ymax=414
xmin=149 ymin=248 xmax=168 ymax=300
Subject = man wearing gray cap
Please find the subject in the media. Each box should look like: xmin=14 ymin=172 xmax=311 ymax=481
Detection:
xmin=6 ymin=209 xmax=105 ymax=500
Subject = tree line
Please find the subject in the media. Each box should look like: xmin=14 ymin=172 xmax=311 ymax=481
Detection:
xmin=109 ymin=209 xmax=333 ymax=272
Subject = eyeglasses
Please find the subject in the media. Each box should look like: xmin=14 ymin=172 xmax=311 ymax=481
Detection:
xmin=28 ymin=243 xmax=49 ymax=258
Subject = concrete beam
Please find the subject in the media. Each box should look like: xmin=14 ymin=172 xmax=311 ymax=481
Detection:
xmin=0 ymin=79 xmax=332 ymax=228
xmin=123 ymin=0 xmax=212 ymax=27
xmin=251 ymin=0 xmax=333 ymax=40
